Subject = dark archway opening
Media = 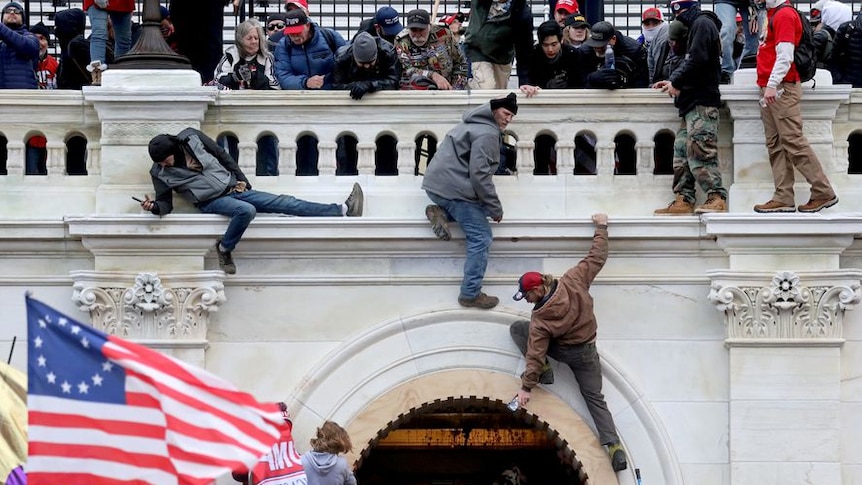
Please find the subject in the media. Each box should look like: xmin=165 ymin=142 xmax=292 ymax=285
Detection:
xmin=653 ymin=130 xmax=675 ymax=175
xmin=355 ymin=397 xmax=587 ymax=485
xmin=849 ymin=131 xmax=862 ymax=174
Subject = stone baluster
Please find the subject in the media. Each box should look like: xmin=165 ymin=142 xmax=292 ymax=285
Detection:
xmin=636 ymin=140 xmax=654 ymax=175
xmin=318 ymin=142 xmax=338 ymax=175
xmin=515 ymin=140 xmax=534 ymax=176
xmin=238 ymin=141 xmax=257 ymax=174
xmin=280 ymin=140 xmax=297 ymax=176
xmin=6 ymin=141 xmax=24 ymax=175
xmin=87 ymin=142 xmax=102 ymax=175
xmin=357 ymin=142 xmax=376 ymax=175
xmin=46 ymin=141 xmax=65 ymax=175
xmin=397 ymin=141 xmax=416 ymax=177
xmin=597 ymin=142 xmax=616 ymax=177
xmin=555 ymin=141 xmax=575 ymax=174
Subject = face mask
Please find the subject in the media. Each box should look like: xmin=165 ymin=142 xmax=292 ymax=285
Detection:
xmin=642 ymin=25 xmax=659 ymax=43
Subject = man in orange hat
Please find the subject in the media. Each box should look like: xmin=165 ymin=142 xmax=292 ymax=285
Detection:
xmin=509 ymin=212 xmax=627 ymax=473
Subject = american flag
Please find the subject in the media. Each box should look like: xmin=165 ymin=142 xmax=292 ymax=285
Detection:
xmin=26 ymin=296 xmax=287 ymax=485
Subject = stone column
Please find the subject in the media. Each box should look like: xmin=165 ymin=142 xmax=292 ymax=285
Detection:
xmin=83 ymin=70 xmax=214 ymax=213
xmin=704 ymin=214 xmax=862 ymax=485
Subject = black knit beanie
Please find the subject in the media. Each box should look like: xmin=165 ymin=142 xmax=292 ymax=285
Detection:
xmin=490 ymin=92 xmax=518 ymax=115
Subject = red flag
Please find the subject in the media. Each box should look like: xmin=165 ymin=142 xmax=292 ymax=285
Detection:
xmin=26 ymin=296 xmax=286 ymax=485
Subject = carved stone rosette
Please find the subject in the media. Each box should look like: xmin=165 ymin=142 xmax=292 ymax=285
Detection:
xmin=707 ymin=271 xmax=861 ymax=343
xmin=72 ymin=272 xmax=225 ymax=341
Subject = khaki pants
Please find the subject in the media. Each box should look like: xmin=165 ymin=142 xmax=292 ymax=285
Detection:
xmin=469 ymin=61 xmax=512 ymax=89
xmin=760 ymin=82 xmax=835 ymax=205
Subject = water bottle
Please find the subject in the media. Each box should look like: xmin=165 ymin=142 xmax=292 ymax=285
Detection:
xmin=604 ymin=45 xmax=615 ymax=70
xmin=507 ymin=395 xmax=520 ymax=411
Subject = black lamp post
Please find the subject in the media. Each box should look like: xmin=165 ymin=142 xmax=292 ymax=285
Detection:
xmin=113 ymin=0 xmax=190 ymax=69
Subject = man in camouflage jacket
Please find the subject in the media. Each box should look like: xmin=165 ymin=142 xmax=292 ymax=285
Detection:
xmin=395 ymin=9 xmax=468 ymax=90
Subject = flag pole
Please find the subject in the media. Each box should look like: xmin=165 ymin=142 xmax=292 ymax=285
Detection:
xmin=6 ymin=336 xmax=15 ymax=365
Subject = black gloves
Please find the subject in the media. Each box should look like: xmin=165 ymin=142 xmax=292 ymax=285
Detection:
xmin=587 ymin=68 xmax=622 ymax=90
xmin=349 ymin=81 xmax=375 ymax=100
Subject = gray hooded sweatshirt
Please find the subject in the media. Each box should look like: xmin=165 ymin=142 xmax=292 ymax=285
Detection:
xmin=300 ymin=452 xmax=357 ymax=485
xmin=421 ymin=103 xmax=504 ymax=220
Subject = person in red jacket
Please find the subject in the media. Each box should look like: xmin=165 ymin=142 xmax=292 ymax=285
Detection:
xmin=31 ymin=22 xmax=57 ymax=89
xmin=753 ymin=0 xmax=838 ymax=213
xmin=84 ymin=0 xmax=134 ymax=85
xmin=509 ymin=213 xmax=627 ymax=473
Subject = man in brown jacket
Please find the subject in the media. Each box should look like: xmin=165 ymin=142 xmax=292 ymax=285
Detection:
xmin=509 ymin=213 xmax=627 ymax=472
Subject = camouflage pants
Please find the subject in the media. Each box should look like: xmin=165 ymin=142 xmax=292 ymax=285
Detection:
xmin=672 ymin=105 xmax=727 ymax=203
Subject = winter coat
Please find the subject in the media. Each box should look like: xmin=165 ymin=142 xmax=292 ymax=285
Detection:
xmin=149 ymin=128 xmax=251 ymax=216
xmin=83 ymin=0 xmax=134 ymax=13
xmin=331 ymin=37 xmax=400 ymax=91
xmin=214 ymin=45 xmax=279 ymax=90
xmin=274 ymin=24 xmax=346 ymax=90
xmin=829 ymin=13 xmax=862 ymax=87
xmin=647 ymin=22 xmax=669 ymax=84
xmin=421 ymin=103 xmax=503 ymax=219
xmin=464 ymin=0 xmax=534 ymax=83
xmin=581 ymin=33 xmax=649 ymax=89
xmin=669 ymin=7 xmax=722 ymax=117
xmin=55 ymin=8 xmax=91 ymax=89
xmin=523 ymin=43 xmax=584 ymax=88
xmin=0 ymin=22 xmax=38 ymax=89
xmin=301 ymin=452 xmax=356 ymax=485
xmin=520 ymin=226 xmax=607 ymax=391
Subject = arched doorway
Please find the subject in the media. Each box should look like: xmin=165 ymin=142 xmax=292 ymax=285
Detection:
xmin=354 ymin=396 xmax=588 ymax=485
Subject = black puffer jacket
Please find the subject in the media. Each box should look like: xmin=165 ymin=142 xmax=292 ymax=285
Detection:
xmin=669 ymin=6 xmax=722 ymax=117
xmin=54 ymin=8 xmax=89 ymax=89
xmin=524 ymin=43 xmax=584 ymax=88
xmin=829 ymin=13 xmax=862 ymax=87
xmin=331 ymin=37 xmax=400 ymax=91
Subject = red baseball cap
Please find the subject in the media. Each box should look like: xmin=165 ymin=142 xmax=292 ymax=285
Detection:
xmin=285 ymin=0 xmax=308 ymax=12
xmin=513 ymin=272 xmax=543 ymax=301
xmin=556 ymin=0 xmax=579 ymax=15
xmin=283 ymin=9 xmax=309 ymax=34
xmin=642 ymin=7 xmax=663 ymax=23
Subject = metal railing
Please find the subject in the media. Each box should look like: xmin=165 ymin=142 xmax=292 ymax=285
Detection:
xmin=22 ymin=0 xmax=862 ymax=57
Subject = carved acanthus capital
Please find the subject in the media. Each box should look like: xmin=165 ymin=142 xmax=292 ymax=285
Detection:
xmin=72 ymin=272 xmax=225 ymax=341
xmin=707 ymin=271 xmax=861 ymax=344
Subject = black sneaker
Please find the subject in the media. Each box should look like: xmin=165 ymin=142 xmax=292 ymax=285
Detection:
xmin=215 ymin=241 xmax=236 ymax=275
xmin=345 ymin=183 xmax=363 ymax=217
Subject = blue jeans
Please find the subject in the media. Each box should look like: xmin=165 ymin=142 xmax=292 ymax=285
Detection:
xmin=87 ymin=6 xmax=132 ymax=64
xmin=198 ymin=189 xmax=343 ymax=251
xmin=427 ymin=192 xmax=493 ymax=299
xmin=715 ymin=3 xmax=761 ymax=75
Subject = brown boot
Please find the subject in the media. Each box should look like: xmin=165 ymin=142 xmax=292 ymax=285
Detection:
xmin=654 ymin=194 xmax=694 ymax=216
xmin=458 ymin=293 xmax=499 ymax=309
xmin=798 ymin=196 xmax=838 ymax=213
xmin=753 ymin=200 xmax=795 ymax=213
xmin=425 ymin=205 xmax=451 ymax=241
xmin=695 ymin=193 xmax=727 ymax=214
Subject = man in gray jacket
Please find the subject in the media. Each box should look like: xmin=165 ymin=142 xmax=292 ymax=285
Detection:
xmin=422 ymin=93 xmax=517 ymax=309
xmin=140 ymin=128 xmax=363 ymax=275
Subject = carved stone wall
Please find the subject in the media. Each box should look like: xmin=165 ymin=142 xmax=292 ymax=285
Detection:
xmin=71 ymin=271 xmax=225 ymax=342
xmin=708 ymin=271 xmax=861 ymax=343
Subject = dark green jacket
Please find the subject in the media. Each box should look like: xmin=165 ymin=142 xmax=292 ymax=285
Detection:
xmin=464 ymin=0 xmax=534 ymax=83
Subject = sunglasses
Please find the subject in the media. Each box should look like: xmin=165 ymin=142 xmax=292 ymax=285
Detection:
xmin=267 ymin=22 xmax=285 ymax=30
xmin=3 ymin=7 xmax=22 ymax=14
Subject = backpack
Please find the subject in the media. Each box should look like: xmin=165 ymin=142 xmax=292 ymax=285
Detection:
xmin=771 ymin=4 xmax=817 ymax=83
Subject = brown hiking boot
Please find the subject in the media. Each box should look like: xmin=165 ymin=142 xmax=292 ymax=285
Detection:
xmin=753 ymin=200 xmax=795 ymax=213
xmin=654 ymin=194 xmax=694 ymax=216
xmin=695 ymin=193 xmax=727 ymax=214
xmin=458 ymin=293 xmax=499 ymax=309
xmin=425 ymin=204 xmax=451 ymax=241
xmin=798 ymin=196 xmax=838 ymax=213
